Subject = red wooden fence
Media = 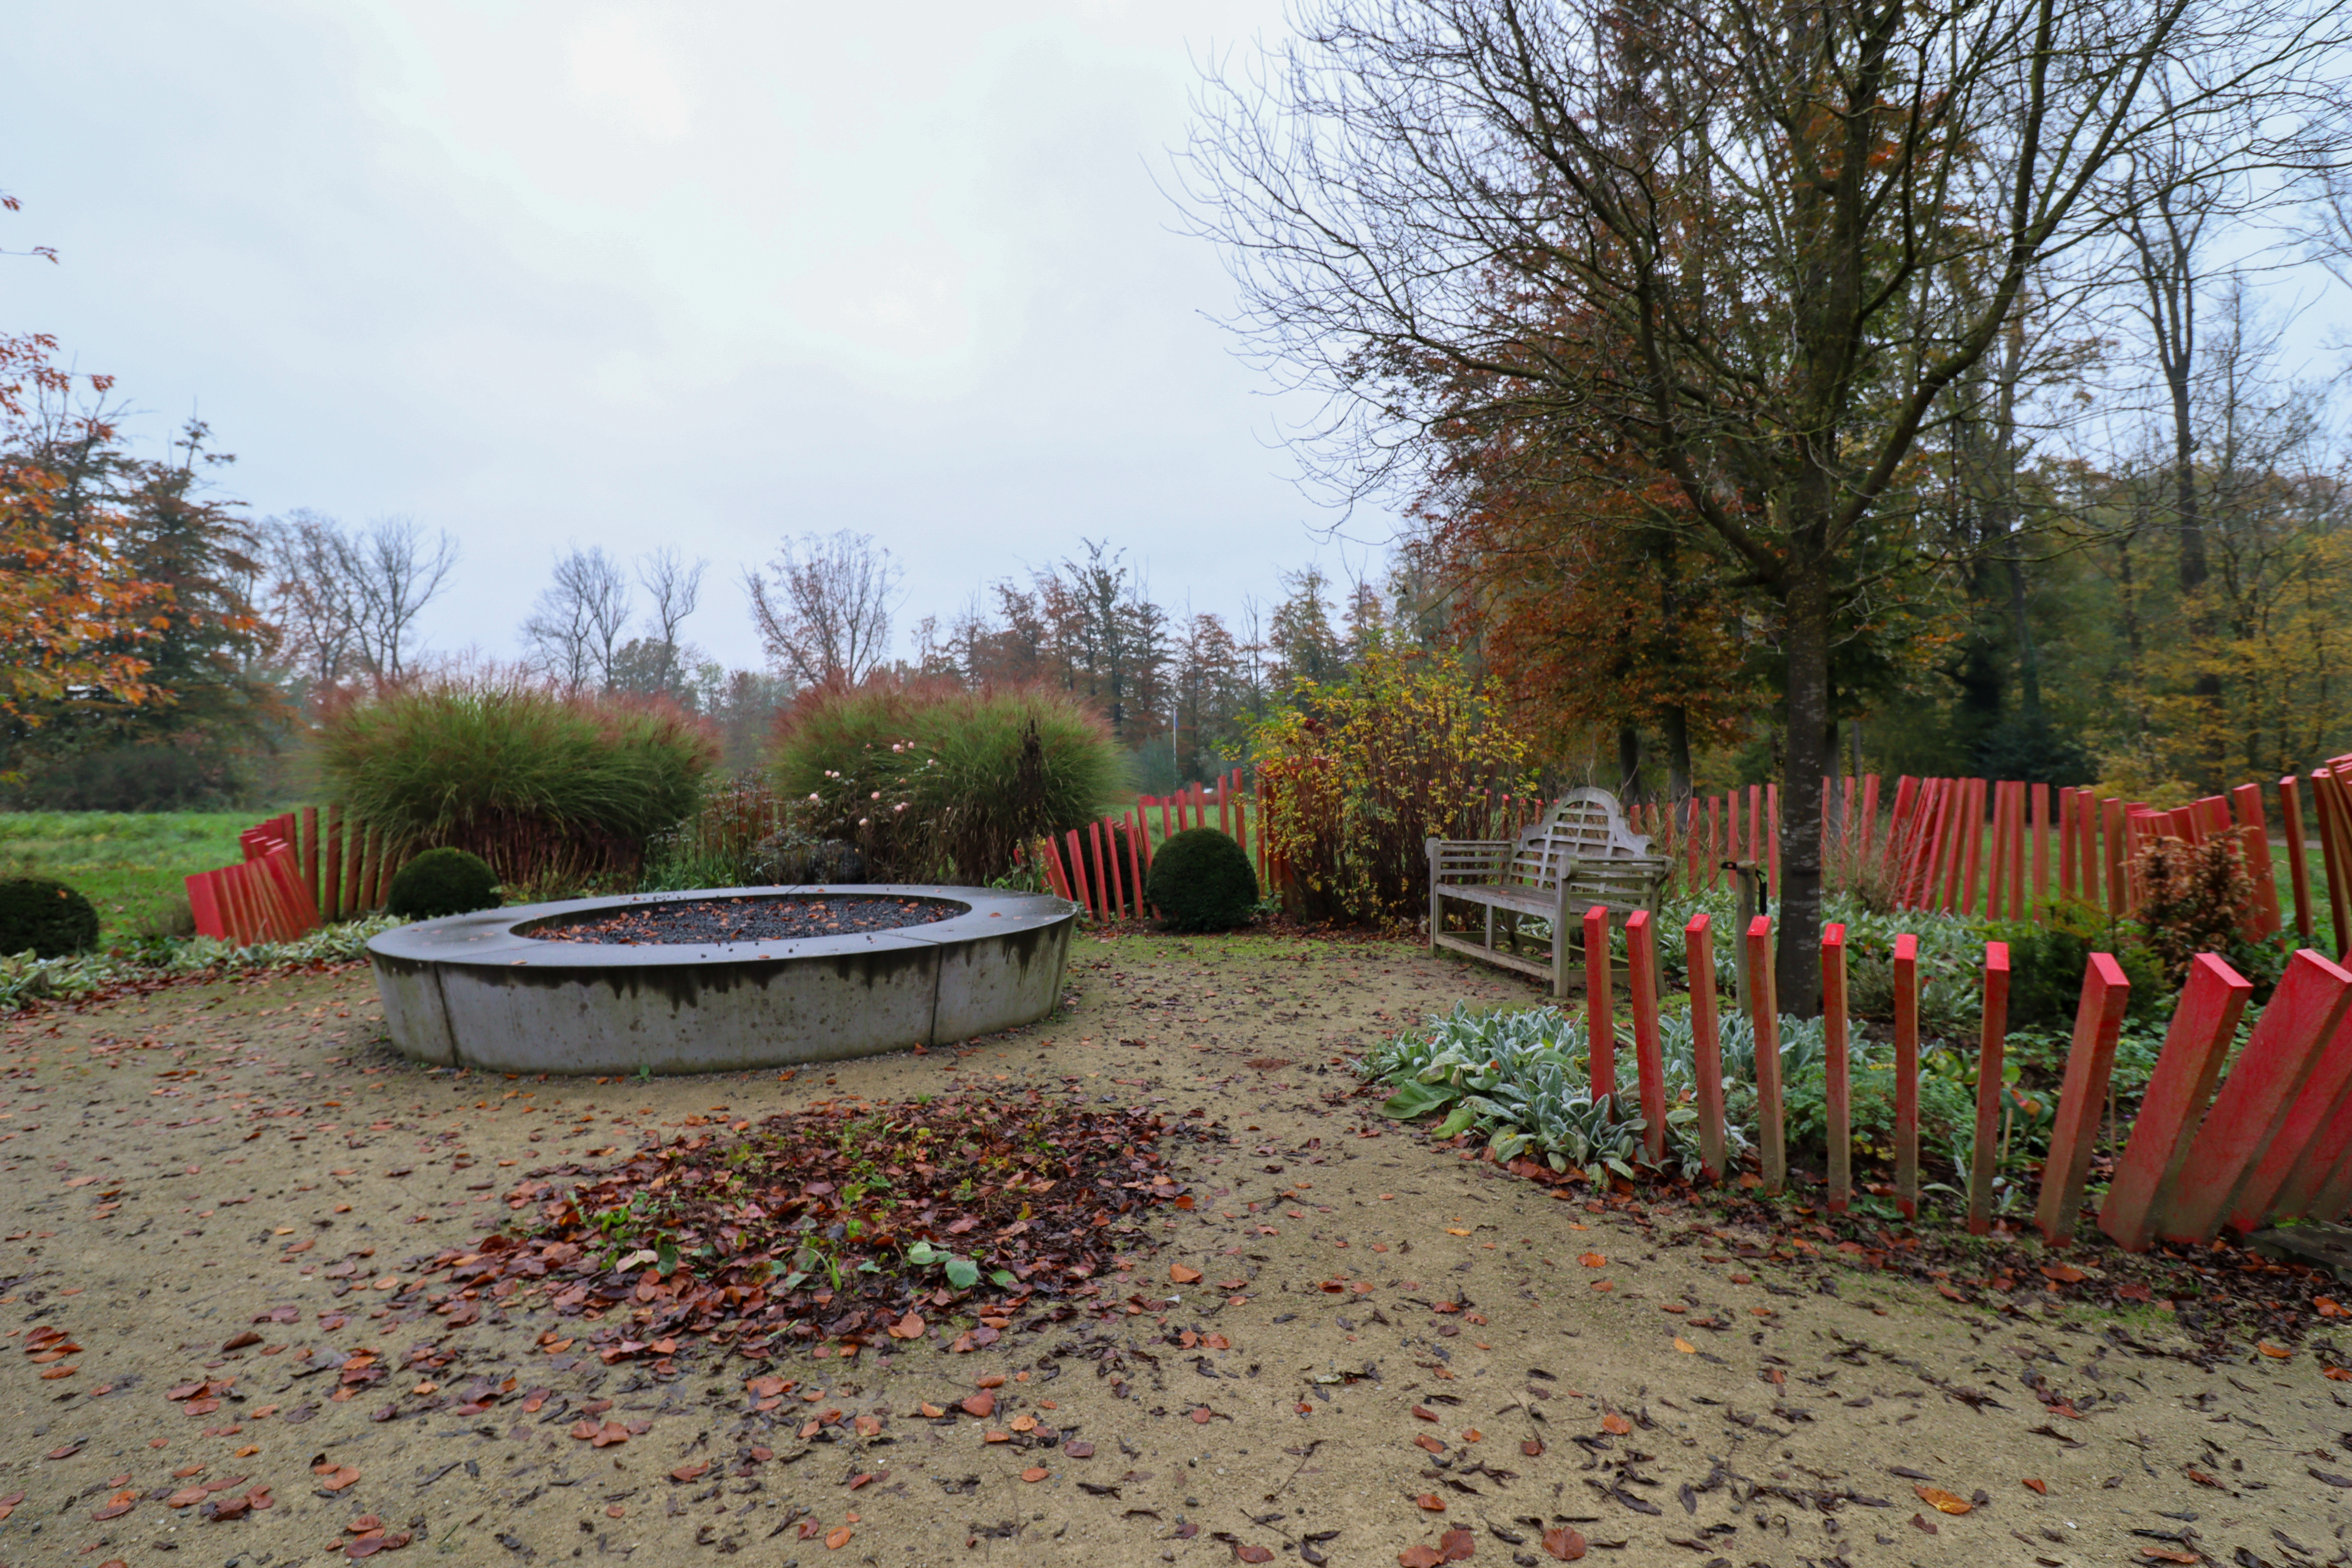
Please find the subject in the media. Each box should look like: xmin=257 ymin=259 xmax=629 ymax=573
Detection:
xmin=187 ymin=806 xmax=408 ymax=945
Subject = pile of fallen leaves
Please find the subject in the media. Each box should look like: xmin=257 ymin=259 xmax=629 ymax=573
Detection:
xmin=442 ymin=1089 xmax=1209 ymax=1357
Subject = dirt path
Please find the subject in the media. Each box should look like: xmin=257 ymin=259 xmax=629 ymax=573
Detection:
xmin=0 ymin=930 xmax=2347 ymax=1567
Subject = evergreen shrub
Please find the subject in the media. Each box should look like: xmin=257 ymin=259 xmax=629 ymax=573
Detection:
xmin=1145 ymin=828 xmax=1258 ymax=931
xmin=0 ymin=877 xmax=99 ymax=958
xmin=386 ymin=848 xmax=502 ymax=921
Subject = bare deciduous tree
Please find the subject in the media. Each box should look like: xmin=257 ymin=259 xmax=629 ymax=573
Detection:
xmin=523 ymin=546 xmax=634 ymax=691
xmin=745 ymin=530 xmax=900 ymax=688
xmin=1178 ymin=0 xmax=2350 ymax=1012
xmin=258 ymin=511 xmax=456 ymax=684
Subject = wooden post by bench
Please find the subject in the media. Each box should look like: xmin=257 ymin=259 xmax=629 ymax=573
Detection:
xmin=1585 ymin=904 xmax=1615 ymax=1107
xmin=1893 ymin=932 xmax=1919 ymax=1220
xmin=1822 ymin=922 xmax=1851 ymax=1215
xmin=1747 ymin=915 xmax=1783 ymax=1194
xmin=1687 ymin=912 xmax=1725 ymax=1183
xmin=1967 ymin=943 xmax=2010 ymax=1236
xmin=1628 ymin=911 xmax=1665 ymax=1167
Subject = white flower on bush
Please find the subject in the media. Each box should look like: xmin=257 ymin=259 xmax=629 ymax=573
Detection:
xmin=894 ymin=802 xmax=907 ymax=812
xmin=858 ymin=817 xmax=870 ymax=827
xmin=807 ymin=792 xmax=821 ymax=802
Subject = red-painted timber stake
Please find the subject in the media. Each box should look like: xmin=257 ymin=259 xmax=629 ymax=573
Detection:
xmin=300 ymin=804 xmax=320 ymax=909
xmin=1584 ymin=905 xmax=1615 ymax=1107
xmin=1886 ymin=775 xmax=1918 ymax=894
xmin=1747 ymin=915 xmax=1783 ymax=1194
xmin=2031 ymin=782 xmax=2050 ymax=910
xmin=1958 ymin=778 xmax=1987 ymax=916
xmin=1967 ymin=943 xmax=2011 ymax=1236
xmin=2006 ymin=781 xmax=2027 ymax=918
xmin=1065 ymin=829 xmax=1092 ymax=915
xmin=1687 ymin=913 xmax=1726 ymax=1183
xmin=1125 ymin=813 xmax=1148 ymax=916
xmin=2242 ymin=1000 xmax=2352 ymax=1229
xmin=1101 ymin=819 xmax=1127 ymax=916
xmin=2098 ymin=954 xmax=2254 ymax=1251
xmin=1766 ymin=784 xmax=1782 ymax=889
xmin=2058 ymin=785 xmax=2078 ymax=901
xmin=2318 ymin=771 xmax=2352 ymax=959
xmin=1986 ymin=782 xmax=2012 ymax=918
xmin=1627 ymin=911 xmax=1666 ymax=1167
xmin=184 ymin=871 xmax=224 ymax=940
xmin=1039 ymin=835 xmax=1070 ymax=901
xmin=1822 ymin=923 xmax=1851 ymax=1215
xmin=323 ymin=802 xmax=345 ymax=920
xmin=1706 ymin=795 xmax=1722 ymax=891
xmin=1893 ymin=932 xmax=1920 ymax=1220
xmin=1861 ymin=773 xmax=1881 ymax=865
xmin=2158 ymin=948 xmax=2352 ymax=1245
xmin=2102 ymin=796 xmax=2129 ymax=918
xmin=2035 ymin=953 xmax=2133 ymax=1245
xmin=2281 ymin=776 xmax=2316 ymax=942
xmin=2231 ymin=782 xmax=2282 ymax=938
xmin=1091 ymin=820 xmax=1115 ymax=918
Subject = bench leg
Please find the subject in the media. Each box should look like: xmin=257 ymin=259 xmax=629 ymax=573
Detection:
xmin=1426 ymin=842 xmax=1441 ymax=955
xmin=1552 ymin=872 xmax=1571 ymax=1001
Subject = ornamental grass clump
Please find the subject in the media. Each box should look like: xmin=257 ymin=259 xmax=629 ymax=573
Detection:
xmin=770 ymin=681 xmax=1120 ymax=882
xmin=321 ymin=683 xmax=715 ymax=891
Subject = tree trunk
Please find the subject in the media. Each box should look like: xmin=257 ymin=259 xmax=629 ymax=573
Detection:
xmin=1776 ymin=572 xmax=1831 ymax=1020
xmin=1662 ymin=704 xmax=1693 ymax=826
xmin=1617 ymin=726 xmax=1643 ymax=802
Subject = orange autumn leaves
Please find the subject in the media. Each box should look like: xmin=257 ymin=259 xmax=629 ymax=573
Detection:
xmin=1400 ymin=1525 xmax=1585 ymax=1564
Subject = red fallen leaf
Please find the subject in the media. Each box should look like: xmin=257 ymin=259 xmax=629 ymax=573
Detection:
xmin=1578 ymin=1252 xmax=1606 ymax=1267
xmin=91 ymin=1493 xmax=138 ymax=1521
xmin=1414 ymin=1493 xmax=1446 ymax=1512
xmin=1415 ymin=1434 xmax=1446 ymax=1454
xmin=1169 ymin=1264 xmax=1203 ymax=1284
xmin=1190 ymin=1407 xmax=1214 ymax=1424
xmin=1935 ymin=1282 xmax=1964 ymax=1301
xmin=1521 ymin=1438 xmax=1544 ymax=1458
xmin=1412 ymin=1405 xmax=1440 ymax=1422
xmin=221 ymin=1331 xmax=263 ymax=1351
xmin=1913 ymin=1485 xmax=1971 ymax=1514
xmin=1911 ymin=1513 xmax=1938 ymax=1535
xmin=670 ymin=1462 xmax=710 ymax=1483
xmin=826 ymin=1525 xmax=854 ymax=1550
xmin=166 ymin=1486 xmax=210 ymax=1508
xmin=1541 ymin=1524 xmax=1586 ymax=1560
xmin=1599 ymin=1412 xmax=1632 ymax=1436
xmin=2117 ymin=1281 xmax=2153 ymax=1302
xmin=1437 ymin=1527 xmax=1475 ymax=1561
xmin=1237 ymin=1548 xmax=1274 ymax=1564
xmin=886 ymin=1312 xmax=925 ymax=1340
xmin=1020 ymin=1466 xmax=1048 ymax=1483
xmin=2329 ymin=1366 xmax=2352 ymax=1381
xmin=2140 ymin=1551 xmax=2200 ymax=1564
xmin=321 ymin=1466 xmax=362 ymax=1491
xmin=2184 ymin=1467 xmax=2223 ymax=1487
xmin=571 ymin=1420 xmax=600 ymax=1440
xmin=590 ymin=1422 xmax=630 ymax=1448
xmin=2041 ymin=1263 xmax=2086 ymax=1284
xmin=1399 ymin=1549 xmax=1442 ymax=1568
xmin=47 ymin=1440 xmax=85 ymax=1460
xmin=1064 ymin=1442 xmax=1094 ymax=1458
xmin=960 ymin=1392 xmax=995 ymax=1419
xmin=2022 ymin=1478 xmax=2047 ymax=1495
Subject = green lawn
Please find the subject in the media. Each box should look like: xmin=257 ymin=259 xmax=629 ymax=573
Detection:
xmin=0 ymin=811 xmax=256 ymax=940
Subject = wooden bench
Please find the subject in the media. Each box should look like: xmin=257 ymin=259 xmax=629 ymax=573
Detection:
xmin=1426 ymin=789 xmax=1670 ymax=996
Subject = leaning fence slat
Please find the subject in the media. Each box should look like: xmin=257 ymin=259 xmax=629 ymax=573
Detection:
xmin=1967 ymin=943 xmax=2011 ymax=1236
xmin=1822 ymin=922 xmax=1851 ymax=1214
xmin=1958 ymin=779 xmax=1987 ymax=917
xmin=2231 ymin=782 xmax=2282 ymax=938
xmin=1747 ymin=915 xmax=1783 ymax=1194
xmin=2031 ymin=781 xmax=2049 ymax=910
xmin=1064 ymin=829 xmax=1092 ymax=915
xmin=2058 ymin=785 xmax=2078 ymax=901
xmin=2035 ymin=953 xmax=2132 ymax=1245
xmin=2281 ymin=776 xmax=2316 ymax=942
xmin=2159 ymin=949 xmax=2352 ymax=1245
xmin=185 ymin=871 xmax=225 ymax=940
xmin=323 ymin=804 xmax=345 ymax=920
xmin=1627 ymin=911 xmax=1666 ymax=1167
xmin=1687 ymin=913 xmax=1725 ymax=1182
xmin=2102 ymin=797 xmax=2129 ymax=919
xmin=1986 ymin=782 xmax=2011 ymax=918
xmin=1893 ymin=932 xmax=1920 ymax=1220
xmin=2252 ymin=1004 xmax=2352 ymax=1227
xmin=2098 ymin=954 xmax=2252 ymax=1251
xmin=1886 ymin=775 xmax=1919 ymax=895
xmin=1584 ymin=904 xmax=1615 ymax=1107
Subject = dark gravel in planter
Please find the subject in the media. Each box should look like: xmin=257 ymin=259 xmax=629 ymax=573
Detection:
xmin=530 ymin=894 xmax=957 ymax=946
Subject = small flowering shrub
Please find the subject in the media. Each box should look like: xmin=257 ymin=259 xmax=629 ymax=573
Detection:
xmin=770 ymin=681 xmax=1122 ymax=882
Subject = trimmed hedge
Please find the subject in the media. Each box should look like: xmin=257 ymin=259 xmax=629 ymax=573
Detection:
xmin=0 ymin=877 xmax=99 ymax=958
xmin=1145 ymin=828 xmax=1258 ymax=931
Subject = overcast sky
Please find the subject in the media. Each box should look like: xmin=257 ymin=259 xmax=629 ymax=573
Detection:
xmin=2 ymin=0 xmax=1396 ymax=673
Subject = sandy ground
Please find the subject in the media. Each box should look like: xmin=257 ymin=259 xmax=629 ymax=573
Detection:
xmin=0 ymin=928 xmax=2347 ymax=1568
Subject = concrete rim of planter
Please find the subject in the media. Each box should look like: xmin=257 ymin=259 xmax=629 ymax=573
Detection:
xmin=367 ymin=885 xmax=1076 ymax=1076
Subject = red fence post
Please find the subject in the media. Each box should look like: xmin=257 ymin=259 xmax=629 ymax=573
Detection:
xmin=1747 ymin=915 xmax=1783 ymax=1194
xmin=1861 ymin=773 xmax=1881 ymax=866
xmin=1627 ymin=911 xmax=1666 ymax=1167
xmin=2318 ymin=770 xmax=2352 ymax=960
xmin=323 ymin=804 xmax=345 ymax=920
xmin=1986 ymin=782 xmax=2012 ymax=918
xmin=2036 ymin=953 xmax=2132 ymax=1245
xmin=1893 ymin=932 xmax=1920 ymax=1220
xmin=2098 ymin=954 xmax=2252 ymax=1251
xmin=2281 ymin=776 xmax=2316 ymax=943
xmin=2231 ymin=782 xmax=2282 ymax=938
xmin=2158 ymin=949 xmax=2352 ymax=1245
xmin=1065 ymin=829 xmax=1092 ymax=915
xmin=2005 ymin=781 xmax=2027 ymax=918
xmin=1886 ymin=775 xmax=1919 ymax=897
xmin=1822 ymin=923 xmax=1851 ymax=1214
xmin=2233 ymin=998 xmax=2352 ymax=1232
xmin=1967 ymin=943 xmax=2010 ymax=1236
xmin=2058 ymin=785 xmax=2078 ymax=902
xmin=2031 ymin=782 xmax=2050 ymax=911
xmin=2102 ymin=796 xmax=2129 ymax=919
xmin=1584 ymin=905 xmax=1615 ymax=1107
xmin=1958 ymin=778 xmax=1987 ymax=916
xmin=1766 ymin=784 xmax=1782 ymax=890
xmin=185 ymin=872 xmax=225 ymax=940
xmin=1687 ymin=913 xmax=1725 ymax=1183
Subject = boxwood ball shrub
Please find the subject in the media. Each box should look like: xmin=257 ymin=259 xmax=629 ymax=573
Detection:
xmin=386 ymin=848 xmax=502 ymax=921
xmin=0 ymin=877 xmax=100 ymax=958
xmin=1145 ymin=828 xmax=1258 ymax=931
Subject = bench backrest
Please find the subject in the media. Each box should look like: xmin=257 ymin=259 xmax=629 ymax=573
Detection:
xmin=1506 ymin=788 xmax=1658 ymax=889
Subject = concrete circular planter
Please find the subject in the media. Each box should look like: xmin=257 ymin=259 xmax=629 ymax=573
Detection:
xmin=367 ymin=886 xmax=1074 ymax=1075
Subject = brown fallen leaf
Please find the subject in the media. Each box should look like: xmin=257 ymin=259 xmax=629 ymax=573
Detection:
xmin=826 ymin=1525 xmax=853 ymax=1550
xmin=2140 ymin=1551 xmax=2199 ymax=1564
xmin=2040 ymin=1263 xmax=2086 ymax=1284
xmin=1237 ymin=1549 xmax=1274 ymax=1565
xmin=1412 ymin=1405 xmax=1439 ymax=1422
xmin=670 ymin=1462 xmax=710 ymax=1483
xmin=1913 ymin=1484 xmax=1971 ymax=1515
xmin=1600 ymin=1412 xmax=1632 ymax=1436
xmin=1020 ymin=1466 xmax=1048 ymax=1483
xmin=1541 ymin=1524 xmax=1587 ymax=1561
xmin=1399 ymin=1549 xmax=1442 ymax=1568
xmin=1521 ymin=1438 xmax=1544 ymax=1458
xmin=2259 ymin=1342 xmax=2292 ymax=1359
xmin=1672 ymin=1337 xmax=1695 ymax=1354
xmin=1064 ymin=1442 xmax=1094 ymax=1459
xmin=1437 ymin=1527 xmax=1474 ymax=1562
xmin=2021 ymin=1477 xmax=2047 ymax=1495
xmin=1415 ymin=1493 xmax=1446 ymax=1512
xmin=887 ymin=1312 xmax=926 ymax=1339
xmin=1911 ymin=1513 xmax=1938 ymax=1535
xmin=961 ymin=1391 xmax=995 ymax=1419
xmin=1578 ymin=1252 xmax=1606 ymax=1267
xmin=1169 ymin=1264 xmax=1203 ymax=1284
xmin=1414 ymin=1434 xmax=1446 ymax=1454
